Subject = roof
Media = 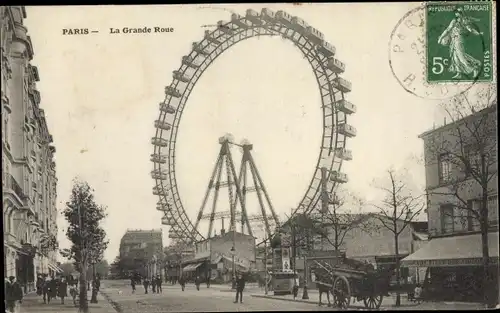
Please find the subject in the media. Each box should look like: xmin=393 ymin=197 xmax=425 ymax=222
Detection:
xmin=418 ymin=103 xmax=497 ymax=139
xmin=121 ymin=229 xmax=163 ymax=244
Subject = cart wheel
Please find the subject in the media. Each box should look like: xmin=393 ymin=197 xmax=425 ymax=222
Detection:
xmin=363 ymin=295 xmax=383 ymax=309
xmin=332 ymin=276 xmax=351 ymax=309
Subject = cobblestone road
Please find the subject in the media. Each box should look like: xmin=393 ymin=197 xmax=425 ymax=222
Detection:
xmin=101 ymin=281 xmax=331 ymax=312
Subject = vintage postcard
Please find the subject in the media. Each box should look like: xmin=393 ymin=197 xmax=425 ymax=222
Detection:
xmin=1 ymin=3 xmax=498 ymax=313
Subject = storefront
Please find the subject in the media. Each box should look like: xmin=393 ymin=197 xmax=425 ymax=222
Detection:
xmin=181 ymin=257 xmax=210 ymax=282
xmin=401 ymin=231 xmax=499 ymax=304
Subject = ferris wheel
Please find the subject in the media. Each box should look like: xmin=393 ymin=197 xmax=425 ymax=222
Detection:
xmin=151 ymin=8 xmax=356 ymax=246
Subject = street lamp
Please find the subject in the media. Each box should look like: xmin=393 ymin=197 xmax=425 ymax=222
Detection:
xmin=230 ymin=246 xmax=236 ymax=289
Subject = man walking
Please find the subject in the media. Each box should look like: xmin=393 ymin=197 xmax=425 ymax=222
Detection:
xmin=156 ymin=275 xmax=162 ymax=293
xmin=233 ymin=273 xmax=245 ymax=304
xmin=143 ymin=277 xmax=150 ymax=294
xmin=58 ymin=276 xmax=68 ymax=305
xmin=5 ymin=276 xmax=23 ymax=313
xmin=130 ymin=275 xmax=136 ymax=294
xmin=179 ymin=276 xmax=185 ymax=291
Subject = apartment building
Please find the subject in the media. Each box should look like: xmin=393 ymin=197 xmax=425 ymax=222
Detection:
xmin=119 ymin=229 xmax=164 ymax=278
xmin=403 ymin=104 xmax=498 ymax=303
xmin=2 ymin=6 xmax=61 ymax=291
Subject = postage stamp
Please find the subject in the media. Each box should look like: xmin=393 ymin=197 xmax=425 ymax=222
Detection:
xmin=426 ymin=1 xmax=493 ymax=83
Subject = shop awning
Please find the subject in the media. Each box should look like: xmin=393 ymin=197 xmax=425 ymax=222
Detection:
xmin=183 ymin=263 xmax=202 ymax=272
xmin=401 ymin=231 xmax=499 ymax=267
xmin=48 ymin=263 xmax=63 ymax=273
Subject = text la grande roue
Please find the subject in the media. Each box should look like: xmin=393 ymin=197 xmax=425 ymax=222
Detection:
xmin=110 ymin=27 xmax=174 ymax=34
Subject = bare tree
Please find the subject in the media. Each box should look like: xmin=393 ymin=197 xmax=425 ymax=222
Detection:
xmin=371 ymin=168 xmax=426 ymax=307
xmin=423 ymin=84 xmax=497 ymax=307
xmin=311 ymin=190 xmax=373 ymax=251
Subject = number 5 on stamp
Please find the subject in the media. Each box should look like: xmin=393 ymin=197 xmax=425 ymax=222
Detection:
xmin=426 ymin=2 xmax=493 ymax=83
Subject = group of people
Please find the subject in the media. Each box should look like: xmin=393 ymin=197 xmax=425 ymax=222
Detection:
xmin=130 ymin=275 xmax=162 ymax=294
xmin=5 ymin=276 xmax=23 ymax=313
xmin=35 ymin=274 xmax=72 ymax=305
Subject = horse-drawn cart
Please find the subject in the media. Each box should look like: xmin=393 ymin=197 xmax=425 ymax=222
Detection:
xmin=311 ymin=257 xmax=392 ymax=310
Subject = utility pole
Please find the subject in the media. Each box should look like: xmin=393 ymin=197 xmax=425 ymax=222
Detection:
xmin=264 ymin=238 xmax=268 ymax=295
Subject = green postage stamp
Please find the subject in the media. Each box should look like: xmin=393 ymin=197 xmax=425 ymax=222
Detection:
xmin=426 ymin=1 xmax=493 ymax=83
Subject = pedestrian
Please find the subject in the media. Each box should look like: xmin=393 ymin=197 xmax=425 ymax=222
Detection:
xmin=36 ymin=274 xmax=44 ymax=296
xmin=58 ymin=277 xmax=68 ymax=305
xmin=130 ymin=276 xmax=136 ymax=294
xmin=5 ymin=276 xmax=23 ymax=313
xmin=151 ymin=276 xmax=157 ymax=293
xmin=292 ymin=282 xmax=299 ymax=300
xmin=95 ymin=274 xmax=101 ymax=292
xmin=42 ymin=276 xmax=52 ymax=304
xmin=233 ymin=273 xmax=245 ymax=304
xmin=179 ymin=276 xmax=185 ymax=291
xmin=206 ymin=275 xmax=211 ymax=288
xmin=195 ymin=276 xmax=201 ymax=291
xmin=69 ymin=280 xmax=78 ymax=305
xmin=156 ymin=275 xmax=162 ymax=293
xmin=143 ymin=277 xmax=149 ymax=294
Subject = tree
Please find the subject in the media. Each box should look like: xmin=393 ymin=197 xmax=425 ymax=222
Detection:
xmin=423 ymin=84 xmax=497 ymax=307
xmin=59 ymin=262 xmax=76 ymax=277
xmin=61 ymin=179 xmax=109 ymax=313
xmin=371 ymin=168 xmax=426 ymax=307
xmin=310 ymin=189 xmax=373 ymax=251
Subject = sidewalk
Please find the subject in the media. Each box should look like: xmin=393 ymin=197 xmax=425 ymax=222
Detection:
xmin=250 ymin=291 xmax=484 ymax=310
xmin=19 ymin=290 xmax=117 ymax=313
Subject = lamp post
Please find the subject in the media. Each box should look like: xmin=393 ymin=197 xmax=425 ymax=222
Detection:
xmin=230 ymin=246 xmax=236 ymax=289
xmin=264 ymin=238 xmax=268 ymax=295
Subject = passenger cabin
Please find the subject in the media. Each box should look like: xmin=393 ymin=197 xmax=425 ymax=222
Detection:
xmin=151 ymin=169 xmax=167 ymax=180
xmin=165 ymin=86 xmax=181 ymax=98
xmin=318 ymin=41 xmax=336 ymax=57
xmin=173 ymin=70 xmax=190 ymax=83
xmin=261 ymin=8 xmax=276 ymax=22
xmin=153 ymin=186 xmax=161 ymax=195
xmin=329 ymin=171 xmax=349 ymax=184
xmin=217 ymin=20 xmax=233 ymax=35
xmin=335 ymin=99 xmax=356 ymax=114
xmin=168 ymin=231 xmax=182 ymax=239
xmin=160 ymin=102 xmax=176 ymax=114
xmin=337 ymin=123 xmax=357 ymax=138
xmin=305 ymin=26 xmax=324 ymax=45
xmin=276 ymin=10 xmax=293 ymax=24
xmin=150 ymin=153 xmax=167 ymax=164
xmin=192 ymin=42 xmax=209 ymax=55
xmin=334 ymin=148 xmax=353 ymax=161
xmin=162 ymin=216 xmax=175 ymax=226
xmin=231 ymin=13 xmax=247 ymax=28
xmin=155 ymin=120 xmax=172 ymax=131
xmin=327 ymin=57 xmax=345 ymax=74
xmin=182 ymin=56 xmax=201 ymax=69
xmin=204 ymin=30 xmax=221 ymax=45
xmin=333 ymin=77 xmax=352 ymax=93
xmin=291 ymin=16 xmax=309 ymax=31
xmin=151 ymin=137 xmax=169 ymax=147
xmin=246 ymin=9 xmax=262 ymax=24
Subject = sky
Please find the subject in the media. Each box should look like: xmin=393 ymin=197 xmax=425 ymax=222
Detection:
xmin=23 ymin=3 xmax=467 ymax=263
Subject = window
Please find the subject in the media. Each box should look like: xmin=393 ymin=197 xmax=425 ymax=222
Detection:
xmin=465 ymin=145 xmax=481 ymax=176
xmin=488 ymin=195 xmax=498 ymax=224
xmin=438 ymin=153 xmax=452 ymax=183
xmin=440 ymin=204 xmax=454 ymax=234
xmin=466 ymin=200 xmax=481 ymax=231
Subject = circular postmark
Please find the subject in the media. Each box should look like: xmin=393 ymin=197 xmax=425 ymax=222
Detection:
xmin=388 ymin=3 xmax=489 ymax=100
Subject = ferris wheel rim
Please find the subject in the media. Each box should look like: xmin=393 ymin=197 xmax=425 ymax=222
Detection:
xmin=152 ymin=9 xmax=353 ymax=244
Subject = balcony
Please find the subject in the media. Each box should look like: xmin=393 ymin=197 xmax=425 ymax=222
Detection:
xmin=5 ymin=174 xmax=28 ymax=202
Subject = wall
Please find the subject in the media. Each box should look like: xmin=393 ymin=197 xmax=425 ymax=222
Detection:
xmin=321 ymin=215 xmax=414 ymax=258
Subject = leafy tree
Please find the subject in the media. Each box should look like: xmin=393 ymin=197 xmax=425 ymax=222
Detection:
xmin=59 ymin=262 xmax=76 ymax=277
xmin=371 ymin=167 xmax=426 ymax=307
xmin=423 ymin=84 xmax=497 ymax=307
xmin=61 ymin=178 xmax=109 ymax=313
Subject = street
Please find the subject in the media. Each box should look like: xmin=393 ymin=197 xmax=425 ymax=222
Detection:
xmin=100 ymin=280 xmax=333 ymax=312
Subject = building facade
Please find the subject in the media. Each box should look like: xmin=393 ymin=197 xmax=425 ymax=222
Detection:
xmin=2 ymin=6 xmax=60 ymax=292
xmin=181 ymin=231 xmax=256 ymax=283
xmin=403 ymin=104 xmax=499 ymax=303
xmin=119 ymin=229 xmax=164 ymax=278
